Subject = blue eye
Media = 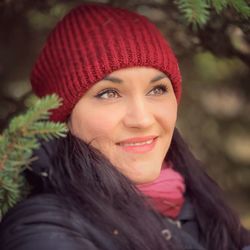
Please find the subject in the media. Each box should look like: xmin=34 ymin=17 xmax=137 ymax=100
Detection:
xmin=95 ymin=89 xmax=121 ymax=99
xmin=148 ymin=84 xmax=168 ymax=96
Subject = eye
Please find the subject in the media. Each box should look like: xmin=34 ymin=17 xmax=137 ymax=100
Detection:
xmin=95 ymin=88 xmax=121 ymax=99
xmin=147 ymin=84 xmax=168 ymax=96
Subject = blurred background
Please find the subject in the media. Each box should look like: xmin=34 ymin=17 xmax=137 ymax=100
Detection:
xmin=0 ymin=0 xmax=249 ymax=228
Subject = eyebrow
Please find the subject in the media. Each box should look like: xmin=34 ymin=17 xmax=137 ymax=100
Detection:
xmin=103 ymin=76 xmax=123 ymax=83
xmin=150 ymin=74 xmax=168 ymax=83
xmin=103 ymin=73 xmax=168 ymax=84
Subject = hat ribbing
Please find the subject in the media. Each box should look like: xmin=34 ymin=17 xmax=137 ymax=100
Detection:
xmin=30 ymin=4 xmax=182 ymax=122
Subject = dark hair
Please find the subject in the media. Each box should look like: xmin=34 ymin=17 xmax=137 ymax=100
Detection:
xmin=167 ymin=129 xmax=250 ymax=250
xmin=45 ymin=132 xmax=180 ymax=250
xmin=39 ymin=129 xmax=249 ymax=250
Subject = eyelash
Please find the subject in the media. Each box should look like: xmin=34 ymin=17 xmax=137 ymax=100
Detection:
xmin=148 ymin=84 xmax=168 ymax=96
xmin=95 ymin=88 xmax=121 ymax=99
xmin=95 ymin=84 xmax=168 ymax=99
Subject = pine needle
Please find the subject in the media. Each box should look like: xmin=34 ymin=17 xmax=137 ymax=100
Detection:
xmin=175 ymin=0 xmax=210 ymax=28
xmin=0 ymin=94 xmax=68 ymax=219
xmin=175 ymin=0 xmax=250 ymax=27
xmin=228 ymin=0 xmax=250 ymax=18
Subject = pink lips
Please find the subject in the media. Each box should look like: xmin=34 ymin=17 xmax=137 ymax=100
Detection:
xmin=117 ymin=136 xmax=158 ymax=154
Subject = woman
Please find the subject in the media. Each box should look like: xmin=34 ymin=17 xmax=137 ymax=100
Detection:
xmin=0 ymin=3 xmax=249 ymax=250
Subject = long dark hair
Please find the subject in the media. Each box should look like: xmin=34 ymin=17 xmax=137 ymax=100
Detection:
xmin=167 ymin=129 xmax=250 ymax=250
xmin=33 ymin=128 xmax=249 ymax=250
xmin=42 ymin=132 xmax=180 ymax=250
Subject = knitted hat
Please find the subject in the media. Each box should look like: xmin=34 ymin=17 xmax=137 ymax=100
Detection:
xmin=30 ymin=4 xmax=182 ymax=122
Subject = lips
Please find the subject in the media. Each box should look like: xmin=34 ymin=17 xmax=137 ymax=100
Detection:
xmin=116 ymin=136 xmax=158 ymax=154
xmin=120 ymin=139 xmax=154 ymax=147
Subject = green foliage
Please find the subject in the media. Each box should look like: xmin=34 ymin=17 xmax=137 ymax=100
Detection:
xmin=0 ymin=94 xmax=68 ymax=218
xmin=175 ymin=0 xmax=250 ymax=27
xmin=175 ymin=0 xmax=210 ymax=28
xmin=209 ymin=0 xmax=228 ymax=13
xmin=228 ymin=0 xmax=250 ymax=18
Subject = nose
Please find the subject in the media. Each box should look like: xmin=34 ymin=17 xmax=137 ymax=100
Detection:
xmin=122 ymin=97 xmax=155 ymax=129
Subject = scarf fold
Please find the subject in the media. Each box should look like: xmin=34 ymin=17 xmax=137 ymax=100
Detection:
xmin=137 ymin=163 xmax=185 ymax=219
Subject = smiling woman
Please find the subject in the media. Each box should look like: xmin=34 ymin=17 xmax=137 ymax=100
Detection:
xmin=0 ymin=3 xmax=249 ymax=250
xmin=69 ymin=67 xmax=177 ymax=184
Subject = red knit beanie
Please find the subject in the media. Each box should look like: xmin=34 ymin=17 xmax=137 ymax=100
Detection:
xmin=30 ymin=4 xmax=182 ymax=122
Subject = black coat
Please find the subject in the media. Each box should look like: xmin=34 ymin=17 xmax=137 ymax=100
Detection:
xmin=0 ymin=140 xmax=249 ymax=250
xmin=1 ymin=194 xmax=250 ymax=250
xmin=0 ymin=193 xmax=206 ymax=250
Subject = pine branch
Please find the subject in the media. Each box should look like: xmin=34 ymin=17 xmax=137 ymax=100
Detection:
xmin=0 ymin=94 xmax=68 ymax=218
xmin=27 ymin=121 xmax=68 ymax=140
xmin=228 ymin=0 xmax=250 ymax=18
xmin=208 ymin=0 xmax=228 ymax=13
xmin=175 ymin=0 xmax=250 ymax=27
xmin=175 ymin=0 xmax=210 ymax=27
xmin=8 ymin=94 xmax=62 ymax=133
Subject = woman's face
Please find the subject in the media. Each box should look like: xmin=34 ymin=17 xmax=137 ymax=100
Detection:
xmin=69 ymin=67 xmax=178 ymax=184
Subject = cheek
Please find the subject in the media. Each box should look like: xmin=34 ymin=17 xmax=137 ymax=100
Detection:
xmin=156 ymin=99 xmax=178 ymax=130
xmin=70 ymin=105 xmax=121 ymax=143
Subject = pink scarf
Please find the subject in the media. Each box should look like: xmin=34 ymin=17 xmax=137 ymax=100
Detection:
xmin=137 ymin=163 xmax=185 ymax=219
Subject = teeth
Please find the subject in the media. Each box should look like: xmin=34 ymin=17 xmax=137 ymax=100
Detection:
xmin=122 ymin=139 xmax=153 ymax=147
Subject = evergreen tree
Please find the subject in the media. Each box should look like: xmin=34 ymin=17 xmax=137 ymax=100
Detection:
xmin=0 ymin=94 xmax=68 ymax=219
xmin=175 ymin=0 xmax=250 ymax=27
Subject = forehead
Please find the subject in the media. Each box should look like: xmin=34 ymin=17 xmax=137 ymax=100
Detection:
xmin=84 ymin=66 xmax=171 ymax=94
xmin=100 ymin=67 xmax=170 ymax=86
xmin=106 ymin=67 xmax=166 ymax=79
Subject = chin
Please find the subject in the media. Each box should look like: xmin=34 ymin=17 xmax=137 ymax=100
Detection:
xmin=130 ymin=169 xmax=162 ymax=185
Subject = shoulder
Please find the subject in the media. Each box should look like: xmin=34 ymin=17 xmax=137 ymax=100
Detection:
xmin=0 ymin=194 xmax=110 ymax=250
